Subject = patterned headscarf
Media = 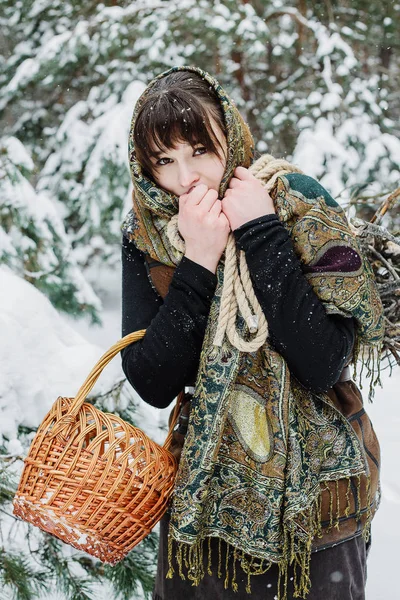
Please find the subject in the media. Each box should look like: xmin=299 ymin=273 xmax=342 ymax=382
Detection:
xmin=121 ymin=66 xmax=385 ymax=599
xmin=123 ymin=65 xmax=254 ymax=265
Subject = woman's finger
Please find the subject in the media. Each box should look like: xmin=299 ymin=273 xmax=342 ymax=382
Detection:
xmin=185 ymin=184 xmax=209 ymax=205
xmin=196 ymin=188 xmax=219 ymax=212
xmin=209 ymin=198 xmax=222 ymax=215
xmin=228 ymin=177 xmax=240 ymax=188
xmin=234 ymin=166 xmax=250 ymax=179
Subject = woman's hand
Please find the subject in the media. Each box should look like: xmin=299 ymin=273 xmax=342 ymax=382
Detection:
xmin=178 ymin=184 xmax=231 ymax=273
xmin=221 ymin=166 xmax=276 ymax=231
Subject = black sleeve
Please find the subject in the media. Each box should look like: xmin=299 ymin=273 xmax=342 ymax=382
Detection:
xmin=233 ymin=214 xmax=355 ymax=393
xmin=120 ymin=235 xmax=218 ymax=408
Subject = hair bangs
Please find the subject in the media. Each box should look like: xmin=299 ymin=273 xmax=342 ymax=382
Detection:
xmin=133 ymin=75 xmax=226 ymax=180
xmin=150 ymin=102 xmax=215 ymax=156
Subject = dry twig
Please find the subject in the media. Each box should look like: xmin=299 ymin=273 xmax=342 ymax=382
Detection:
xmin=350 ymin=189 xmax=400 ymax=367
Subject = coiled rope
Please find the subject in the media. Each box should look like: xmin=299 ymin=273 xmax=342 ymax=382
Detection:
xmin=166 ymin=154 xmax=302 ymax=352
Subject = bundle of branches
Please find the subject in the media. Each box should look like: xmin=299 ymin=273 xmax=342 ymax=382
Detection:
xmin=349 ymin=187 xmax=400 ymax=371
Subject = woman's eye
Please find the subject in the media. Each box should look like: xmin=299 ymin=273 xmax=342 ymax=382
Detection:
xmin=156 ymin=147 xmax=206 ymax=167
xmin=156 ymin=157 xmax=170 ymax=166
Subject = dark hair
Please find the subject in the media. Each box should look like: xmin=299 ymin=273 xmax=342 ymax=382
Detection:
xmin=133 ymin=71 xmax=227 ymax=180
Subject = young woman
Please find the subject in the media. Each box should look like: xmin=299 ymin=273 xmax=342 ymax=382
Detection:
xmin=120 ymin=66 xmax=384 ymax=600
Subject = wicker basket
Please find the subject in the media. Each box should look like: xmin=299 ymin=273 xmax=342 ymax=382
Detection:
xmin=12 ymin=329 xmax=184 ymax=565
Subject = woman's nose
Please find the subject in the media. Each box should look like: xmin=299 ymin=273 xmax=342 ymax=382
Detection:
xmin=178 ymin=164 xmax=199 ymax=189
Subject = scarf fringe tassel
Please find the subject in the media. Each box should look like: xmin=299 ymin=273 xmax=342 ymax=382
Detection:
xmin=165 ymin=473 xmax=373 ymax=599
xmin=352 ymin=336 xmax=384 ymax=402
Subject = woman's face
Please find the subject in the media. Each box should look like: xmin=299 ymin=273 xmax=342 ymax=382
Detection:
xmin=149 ymin=117 xmax=227 ymax=197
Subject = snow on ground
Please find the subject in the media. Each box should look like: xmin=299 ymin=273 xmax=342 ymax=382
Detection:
xmin=0 ymin=265 xmax=121 ymax=446
xmin=363 ymin=366 xmax=400 ymax=600
xmin=1 ymin=260 xmax=398 ymax=599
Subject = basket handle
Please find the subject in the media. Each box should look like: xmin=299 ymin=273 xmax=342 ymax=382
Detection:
xmin=48 ymin=329 xmax=186 ymax=449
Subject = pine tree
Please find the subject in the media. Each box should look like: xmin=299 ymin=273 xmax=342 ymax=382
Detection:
xmin=0 ymin=135 xmax=102 ymax=323
xmin=1 ymin=0 xmax=398 ymax=255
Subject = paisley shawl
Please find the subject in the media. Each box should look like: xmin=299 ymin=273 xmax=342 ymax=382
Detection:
xmin=121 ymin=65 xmax=385 ymax=598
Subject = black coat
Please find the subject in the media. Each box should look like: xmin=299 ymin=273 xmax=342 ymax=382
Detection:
xmin=120 ymin=213 xmax=355 ymax=408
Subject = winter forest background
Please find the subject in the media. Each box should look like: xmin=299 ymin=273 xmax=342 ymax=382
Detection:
xmin=0 ymin=1 xmax=399 ymax=599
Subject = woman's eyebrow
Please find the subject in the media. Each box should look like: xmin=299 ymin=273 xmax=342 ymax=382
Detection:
xmin=151 ymin=143 xmax=201 ymax=159
xmin=151 ymin=148 xmax=177 ymax=158
xmin=151 ymin=149 xmax=164 ymax=158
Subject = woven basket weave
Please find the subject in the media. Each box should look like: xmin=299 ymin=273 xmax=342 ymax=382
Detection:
xmin=12 ymin=329 xmax=184 ymax=565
